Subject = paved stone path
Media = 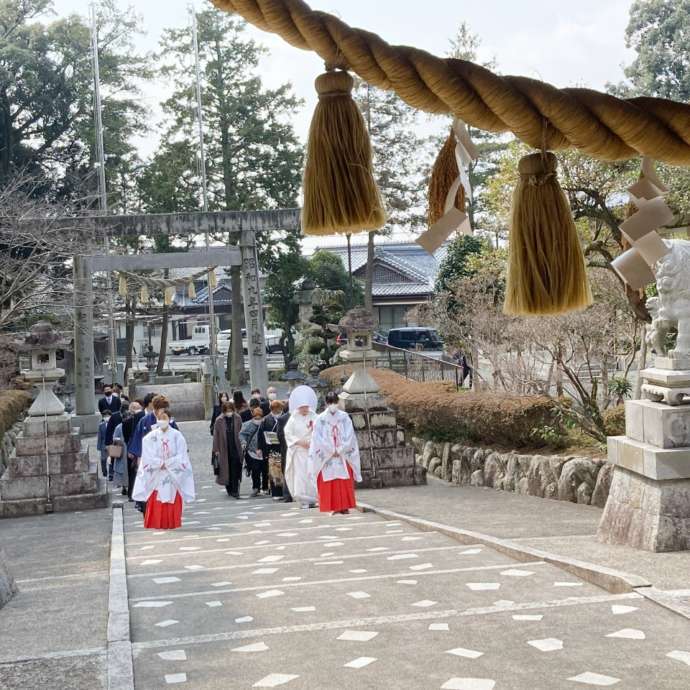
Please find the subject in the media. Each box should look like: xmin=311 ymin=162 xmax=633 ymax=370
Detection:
xmin=122 ymin=422 xmax=690 ymax=689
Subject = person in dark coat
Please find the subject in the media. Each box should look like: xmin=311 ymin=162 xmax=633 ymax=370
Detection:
xmin=210 ymin=392 xmax=230 ymax=435
xmin=98 ymin=385 xmax=121 ymax=414
xmin=251 ymin=388 xmax=270 ymax=417
xmin=123 ymin=400 xmax=145 ymax=500
xmin=113 ymin=383 xmax=129 ymax=402
xmin=212 ymin=401 xmax=243 ymax=498
xmin=257 ymin=400 xmax=291 ymax=501
xmin=233 ymin=390 xmax=251 ymax=423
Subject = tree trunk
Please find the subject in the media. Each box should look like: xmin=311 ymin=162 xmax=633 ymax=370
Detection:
xmin=157 ymin=307 xmax=169 ymax=375
xmin=365 ymin=231 xmax=375 ymax=315
xmin=633 ymin=330 xmax=647 ymax=400
xmin=124 ymin=298 xmax=135 ymax=383
xmin=346 ymin=233 xmax=353 ymax=308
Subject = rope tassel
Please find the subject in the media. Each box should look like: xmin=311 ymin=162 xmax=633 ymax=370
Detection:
xmin=504 ymin=152 xmax=592 ymax=316
xmin=428 ymin=130 xmax=464 ymax=227
xmin=302 ymin=69 xmax=386 ymax=236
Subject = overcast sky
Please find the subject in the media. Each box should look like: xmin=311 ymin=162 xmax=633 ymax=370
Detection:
xmin=51 ymin=0 xmax=636 ymax=149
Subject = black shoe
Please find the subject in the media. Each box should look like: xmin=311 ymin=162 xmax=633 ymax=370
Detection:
xmin=230 ymin=492 xmax=240 ymax=500
xmin=280 ymin=497 xmax=293 ymax=503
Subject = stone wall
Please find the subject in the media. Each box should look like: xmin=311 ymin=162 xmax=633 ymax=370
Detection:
xmin=412 ymin=437 xmax=612 ymax=508
xmin=0 ymin=422 xmax=23 ymax=478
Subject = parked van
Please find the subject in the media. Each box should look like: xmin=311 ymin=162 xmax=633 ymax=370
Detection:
xmin=387 ymin=327 xmax=443 ymax=351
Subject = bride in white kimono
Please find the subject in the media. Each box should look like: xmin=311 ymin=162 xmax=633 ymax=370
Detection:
xmin=284 ymin=386 xmax=318 ymax=508
xmin=132 ymin=412 xmax=195 ymax=529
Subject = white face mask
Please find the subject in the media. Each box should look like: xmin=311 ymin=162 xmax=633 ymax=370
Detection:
xmin=158 ymin=420 xmax=169 ymax=431
xmin=224 ymin=412 xmax=234 ymax=417
xmin=267 ymin=393 xmax=277 ymax=401
xmin=328 ymin=404 xmax=338 ymax=414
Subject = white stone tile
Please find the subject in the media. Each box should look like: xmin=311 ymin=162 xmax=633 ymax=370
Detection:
xmin=205 ymin=601 xmax=223 ymax=608
xmin=429 ymin=623 xmax=450 ymax=631
xmin=567 ymin=672 xmax=621 ymax=686
xmin=466 ymin=582 xmax=500 ymax=591
xmin=500 ymin=569 xmax=534 ymax=577
xmin=512 ymin=614 xmax=543 ymax=621
xmin=528 ymin=638 xmax=563 ymax=652
xmin=164 ymin=673 xmax=187 ymax=684
xmin=605 ymin=628 xmax=646 ymax=640
xmin=140 ymin=545 xmax=156 ymax=551
xmin=344 ymin=657 xmax=377 ymax=669
xmin=158 ymin=650 xmax=187 ymax=661
xmin=155 ymin=619 xmax=179 ymax=628
xmin=412 ymin=600 xmax=437 ymax=608
xmin=611 ymin=605 xmax=639 ymax=615
xmin=493 ymin=600 xmax=515 ymax=608
xmin=206 ymin=527 xmax=221 ymax=531
xmin=338 ymin=630 xmax=379 ymax=642
xmin=441 ymin=679 xmax=496 ymax=690
xmin=235 ymin=616 xmax=254 ymax=623
xmin=397 ymin=580 xmax=418 ymax=585
xmin=367 ymin=547 xmax=389 ymax=552
xmin=347 ymin=591 xmax=371 ymax=600
xmin=259 ymin=555 xmax=285 ymax=563
xmin=232 ymin=642 xmax=269 ymax=653
xmin=446 ymin=647 xmax=484 ymax=659
xmin=283 ymin=576 xmax=302 ymax=582
xmin=153 ymin=577 xmax=180 ymax=585
xmin=211 ymin=581 xmax=232 ymax=587
xmin=349 ymin=569 xmax=368 ymax=574
xmin=179 ymin=547 xmax=201 ymax=552
xmin=554 ymin=581 xmax=583 ymax=588
xmin=387 ymin=553 xmax=419 ymax=561
xmin=335 ymin=526 xmax=352 ymax=531
xmin=299 ymin=519 xmax=313 ymax=524
xmin=385 ymin=522 xmax=401 ymax=527
xmin=256 ymin=589 xmax=284 ymax=599
xmin=252 ymin=673 xmax=300 ymax=687
xmin=325 ymin=542 xmax=344 ymax=547
xmin=134 ymin=601 xmax=172 ymax=608
xmin=315 ymin=560 xmax=344 ymax=565
xmin=225 ymin=551 xmax=243 ymax=556
xmin=459 ymin=548 xmax=483 ymax=555
xmin=141 ymin=560 xmax=163 ymax=566
xmin=184 ymin=565 xmax=205 ymax=571
xmin=236 ymin=515 xmax=249 ymax=520
xmin=255 ymin=540 xmax=271 ymax=546
xmin=216 ymin=538 xmax=231 ymax=543
xmin=667 ymin=650 xmax=690 ymax=666
xmin=275 ymin=546 xmax=286 ymax=551
xmin=320 ymin=552 xmax=335 ymax=558
xmin=410 ymin=563 xmax=434 ymax=571
xmin=253 ymin=568 xmax=279 ymax=575
xmin=291 ymin=606 xmax=316 ymax=613
xmin=278 ymin=532 xmax=298 ymax=537
xmin=401 ymin=536 xmax=423 ymax=542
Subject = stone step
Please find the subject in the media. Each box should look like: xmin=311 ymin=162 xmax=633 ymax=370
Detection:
xmin=0 ymin=470 xmax=100 ymax=501
xmin=608 ymin=435 xmax=690 ymax=480
xmin=355 ymin=428 xmax=406 ymax=450
xmin=360 ymin=465 xmax=426 ymax=489
xmin=14 ymin=432 xmax=81 ymax=457
xmin=21 ymin=414 xmax=73 ymax=438
xmin=0 ymin=486 xmax=109 ymax=518
xmin=4 ymin=450 xmax=90 ymax=478
xmin=360 ymin=446 xmax=415 ymax=471
xmin=625 ymin=398 xmax=690 ymax=449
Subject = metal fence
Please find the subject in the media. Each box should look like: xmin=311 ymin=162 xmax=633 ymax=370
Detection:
xmin=375 ymin=344 xmax=466 ymax=390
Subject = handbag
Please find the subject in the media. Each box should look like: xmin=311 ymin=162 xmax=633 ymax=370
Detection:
xmin=107 ymin=444 xmax=123 ymax=458
xmin=211 ymin=452 xmax=219 ymax=476
xmin=268 ymin=451 xmax=284 ymax=488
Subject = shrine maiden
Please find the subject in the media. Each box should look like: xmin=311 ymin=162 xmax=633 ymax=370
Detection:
xmin=284 ymin=386 xmax=318 ymax=508
xmin=308 ymin=392 xmax=362 ymax=514
xmin=132 ymin=411 xmax=195 ymax=529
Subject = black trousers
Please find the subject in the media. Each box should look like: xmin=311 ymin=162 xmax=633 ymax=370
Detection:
xmin=251 ymin=457 xmax=269 ymax=492
xmin=226 ymin=451 xmax=242 ymax=495
xmin=127 ymin=456 xmax=138 ymax=499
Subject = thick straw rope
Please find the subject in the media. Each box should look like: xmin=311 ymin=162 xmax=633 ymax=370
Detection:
xmin=211 ymin=0 xmax=690 ymax=165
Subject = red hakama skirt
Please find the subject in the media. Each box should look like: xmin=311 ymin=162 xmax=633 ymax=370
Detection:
xmin=317 ymin=465 xmax=356 ymax=513
xmin=144 ymin=490 xmax=183 ymax=529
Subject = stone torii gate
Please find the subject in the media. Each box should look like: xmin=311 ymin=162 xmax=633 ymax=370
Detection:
xmin=69 ymin=209 xmax=300 ymax=430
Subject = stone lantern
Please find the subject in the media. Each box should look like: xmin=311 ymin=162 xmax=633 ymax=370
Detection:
xmin=335 ymin=307 xmax=424 ymax=489
xmin=306 ymin=364 xmax=328 ymax=411
xmin=338 ymin=308 xmax=383 ymax=411
xmin=144 ymin=344 xmax=157 ymax=384
xmin=20 ymin=322 xmax=66 ymax=417
xmin=281 ymin=360 xmax=306 ymax=392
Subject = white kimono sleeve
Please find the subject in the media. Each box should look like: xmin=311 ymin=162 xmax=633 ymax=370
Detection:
xmin=339 ymin=412 xmax=362 ymax=482
xmin=166 ymin=430 xmax=196 ymax=503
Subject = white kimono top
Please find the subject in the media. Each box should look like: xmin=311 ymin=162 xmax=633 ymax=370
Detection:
xmin=308 ymin=409 xmax=362 ymax=483
xmin=132 ymin=427 xmax=195 ymax=504
xmin=284 ymin=410 xmax=318 ymax=503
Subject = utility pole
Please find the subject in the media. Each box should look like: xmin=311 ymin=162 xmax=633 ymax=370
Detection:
xmin=90 ymin=3 xmax=118 ymax=385
xmin=192 ymin=8 xmax=219 ymax=387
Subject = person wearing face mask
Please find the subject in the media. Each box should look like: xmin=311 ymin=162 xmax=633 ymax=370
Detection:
xmin=98 ymin=385 xmax=122 ymax=415
xmin=210 ymin=392 xmax=230 ymax=435
xmin=212 ymin=401 xmax=243 ymax=498
xmin=308 ymin=391 xmax=362 ymax=515
xmin=233 ymin=390 xmax=251 ymax=423
xmin=240 ymin=406 xmax=265 ymax=497
xmin=123 ymin=400 xmax=145 ymax=500
xmin=258 ymin=399 xmax=290 ymax=500
xmin=132 ymin=410 xmax=195 ymax=529
xmin=284 ymin=386 xmax=318 ymax=509
xmin=96 ymin=410 xmax=112 ymax=479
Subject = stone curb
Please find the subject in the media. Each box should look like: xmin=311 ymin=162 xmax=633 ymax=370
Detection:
xmin=357 ymin=502 xmax=651 ymax=595
xmin=107 ymin=502 xmax=134 ymax=690
xmin=635 ymin=587 xmax=690 ymax=622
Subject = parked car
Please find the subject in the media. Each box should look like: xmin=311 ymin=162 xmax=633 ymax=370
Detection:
xmin=387 ymin=327 xmax=444 ymax=351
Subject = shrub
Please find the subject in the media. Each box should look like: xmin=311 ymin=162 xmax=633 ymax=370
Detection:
xmin=0 ymin=390 xmax=31 ymax=440
xmin=603 ymin=404 xmax=626 ymax=436
xmin=321 ymin=366 xmax=564 ymax=448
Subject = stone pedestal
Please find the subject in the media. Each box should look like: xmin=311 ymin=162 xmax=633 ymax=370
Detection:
xmin=0 ymin=548 xmax=17 ymax=609
xmin=0 ymin=413 xmax=108 ymax=518
xmin=598 ymin=367 xmax=690 ymax=551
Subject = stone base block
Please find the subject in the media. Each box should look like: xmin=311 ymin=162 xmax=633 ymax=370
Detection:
xmin=5 ymin=450 xmax=89 ymax=478
xmin=0 ymin=480 xmax=109 ymax=518
xmin=22 ymin=414 xmax=73 ymax=438
xmin=608 ymin=435 xmax=690 ymax=480
xmin=0 ymin=469 xmax=99 ymax=500
xmin=0 ymin=548 xmax=17 ymax=609
xmin=360 ymin=446 xmax=415 ymax=472
xmin=597 ymin=466 xmax=690 ymax=552
xmin=359 ymin=464 xmax=426 ymax=489
xmin=625 ymin=399 xmax=690 ymax=448
xmin=70 ymin=413 xmax=101 ymax=435
xmin=356 ymin=428 xmax=401 ymax=450
xmin=15 ymin=432 xmax=81 ymax=457
xmin=350 ymin=410 xmax=397 ymax=431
